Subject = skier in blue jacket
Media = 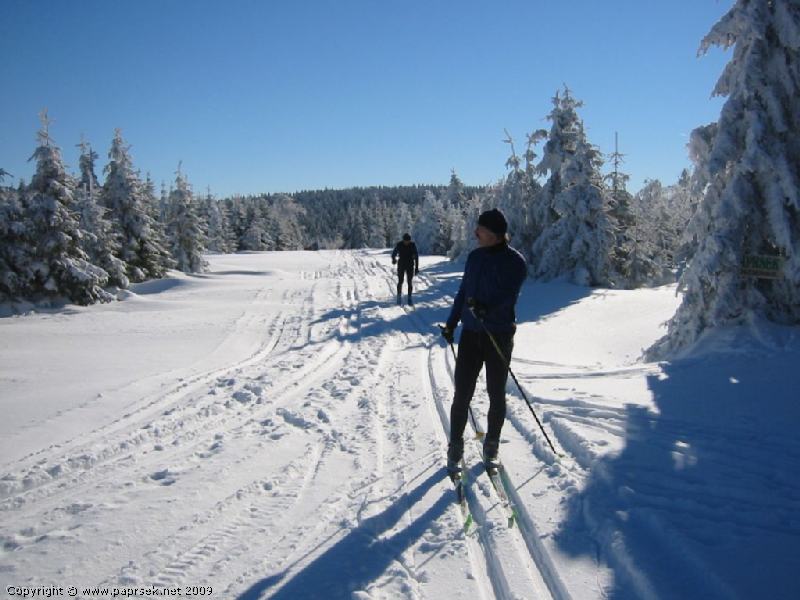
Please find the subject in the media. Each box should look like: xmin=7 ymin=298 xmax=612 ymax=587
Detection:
xmin=440 ymin=208 xmax=527 ymax=470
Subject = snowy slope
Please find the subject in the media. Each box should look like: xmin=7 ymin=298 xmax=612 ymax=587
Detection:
xmin=1 ymin=250 xmax=798 ymax=599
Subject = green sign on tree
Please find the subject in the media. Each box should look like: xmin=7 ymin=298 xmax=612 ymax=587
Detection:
xmin=741 ymin=254 xmax=784 ymax=279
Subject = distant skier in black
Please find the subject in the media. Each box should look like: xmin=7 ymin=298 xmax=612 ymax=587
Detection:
xmin=391 ymin=233 xmax=419 ymax=306
xmin=440 ymin=209 xmax=527 ymax=471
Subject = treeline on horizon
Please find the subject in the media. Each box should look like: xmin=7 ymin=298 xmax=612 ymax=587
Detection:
xmin=0 ymin=86 xmax=728 ymax=326
xmin=0 ymin=90 xmax=696 ymax=305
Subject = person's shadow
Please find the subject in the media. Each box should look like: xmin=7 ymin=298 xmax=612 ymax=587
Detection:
xmin=238 ymin=467 xmax=452 ymax=599
xmin=553 ymin=342 xmax=800 ymax=599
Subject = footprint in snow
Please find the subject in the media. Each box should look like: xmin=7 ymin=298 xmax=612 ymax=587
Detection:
xmin=149 ymin=469 xmax=177 ymax=486
xmin=258 ymin=418 xmax=286 ymax=440
xmin=2 ymin=535 xmax=21 ymax=551
xmin=244 ymin=382 xmax=264 ymax=396
xmin=232 ymin=390 xmax=254 ymax=403
xmin=64 ymin=502 xmax=93 ymax=515
xmin=196 ymin=440 xmax=224 ymax=459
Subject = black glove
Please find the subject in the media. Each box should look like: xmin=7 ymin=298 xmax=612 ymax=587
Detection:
xmin=467 ymin=297 xmax=488 ymax=319
xmin=392 ymin=257 xmax=397 ymax=265
xmin=415 ymin=266 xmax=419 ymax=275
xmin=440 ymin=325 xmax=454 ymax=344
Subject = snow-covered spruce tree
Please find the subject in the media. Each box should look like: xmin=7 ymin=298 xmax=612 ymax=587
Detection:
xmin=101 ymin=130 xmax=173 ymax=282
xmin=76 ymin=138 xmax=99 ymax=191
xmin=357 ymin=198 xmax=386 ymax=248
xmin=634 ymin=171 xmax=699 ymax=280
xmin=530 ymin=91 xmax=575 ymax=259
xmin=667 ymin=168 xmax=704 ymax=270
xmin=229 ymin=199 xmax=250 ymax=249
xmin=223 ymin=196 xmax=245 ymax=250
xmin=25 ymin=112 xmax=111 ymax=304
xmin=674 ymin=125 xmax=719 ymax=270
xmin=496 ymin=129 xmax=545 ymax=261
xmin=412 ymin=190 xmax=448 ymax=254
xmin=496 ymin=132 xmax=526 ymax=231
xmin=166 ymin=165 xmax=208 ymax=273
xmin=651 ymin=0 xmax=800 ymax=356
xmin=204 ymin=191 xmax=236 ymax=253
xmin=75 ymin=139 xmax=129 ymax=288
xmin=390 ymin=201 xmax=414 ymax=246
xmin=0 ymin=171 xmax=32 ymax=300
xmin=531 ymin=88 xmax=617 ymax=286
xmin=376 ymin=201 xmax=395 ymax=247
xmin=603 ymin=142 xmax=665 ymax=288
xmin=605 ymin=146 xmax=634 ymax=230
xmin=344 ymin=207 xmax=370 ymax=249
xmin=631 ymin=179 xmax=674 ymax=282
xmin=240 ymin=202 xmax=273 ymax=250
xmin=142 ymin=173 xmax=171 ymax=257
xmin=448 ymin=191 xmax=486 ymax=261
xmin=443 ymin=169 xmax=467 ymax=207
xmin=159 ymin=181 xmax=170 ymax=224
xmin=267 ymin=194 xmax=306 ymax=250
xmin=438 ymin=170 xmax=468 ymax=254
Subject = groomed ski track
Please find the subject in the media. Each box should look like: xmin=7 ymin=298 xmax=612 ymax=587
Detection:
xmin=5 ymin=249 xmax=799 ymax=599
xmin=0 ymin=250 xmax=573 ymax=599
xmin=365 ymin=253 xmax=570 ymax=600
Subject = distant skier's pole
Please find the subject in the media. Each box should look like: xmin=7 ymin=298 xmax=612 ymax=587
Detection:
xmin=466 ymin=301 xmax=560 ymax=456
xmin=437 ymin=325 xmax=485 ymax=441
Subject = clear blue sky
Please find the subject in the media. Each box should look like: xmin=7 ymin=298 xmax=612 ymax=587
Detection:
xmin=1 ymin=0 xmax=731 ymax=197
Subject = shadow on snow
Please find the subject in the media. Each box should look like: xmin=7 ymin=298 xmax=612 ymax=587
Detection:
xmin=310 ymin=252 xmax=592 ymax=347
xmin=237 ymin=468 xmax=452 ymax=600
xmin=553 ymin=336 xmax=800 ymax=599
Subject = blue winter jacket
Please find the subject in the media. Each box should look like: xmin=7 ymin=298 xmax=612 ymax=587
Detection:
xmin=446 ymin=242 xmax=527 ymax=334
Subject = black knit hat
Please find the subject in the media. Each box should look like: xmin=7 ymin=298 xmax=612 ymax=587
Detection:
xmin=477 ymin=208 xmax=508 ymax=236
xmin=402 ymin=233 xmax=411 ymax=241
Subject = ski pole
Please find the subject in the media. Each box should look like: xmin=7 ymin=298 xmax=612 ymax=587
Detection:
xmin=466 ymin=300 xmax=560 ymax=456
xmin=437 ymin=325 xmax=485 ymax=441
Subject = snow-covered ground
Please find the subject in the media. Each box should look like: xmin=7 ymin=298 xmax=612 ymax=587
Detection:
xmin=1 ymin=250 xmax=798 ymax=599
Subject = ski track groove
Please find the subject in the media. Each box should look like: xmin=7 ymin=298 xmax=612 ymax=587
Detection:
xmin=360 ymin=261 xmax=461 ymax=597
xmin=101 ymin=443 xmax=327 ymax=589
xmin=0 ymin=270 xmax=367 ymax=564
xmin=238 ymin=252 xmax=426 ymax=597
xmin=0 ymin=323 xmax=355 ymax=558
xmin=0 ymin=321 xmax=334 ymax=514
xmin=5 ymin=251 xmax=599 ymax=598
xmin=419 ymin=260 xmax=569 ymax=599
xmin=85 ymin=257 xmax=374 ymax=592
xmin=0 ymin=285 xmax=302 ymax=499
xmin=376 ymin=255 xmax=513 ymax=599
xmin=367 ymin=254 xmax=560 ymax=600
xmin=142 ymin=445 xmax=327 ymax=590
xmin=3 ymin=286 xmax=278 ymax=465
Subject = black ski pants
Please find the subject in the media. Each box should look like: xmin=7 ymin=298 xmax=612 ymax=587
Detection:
xmin=397 ymin=263 xmax=414 ymax=296
xmin=450 ymin=328 xmax=514 ymax=444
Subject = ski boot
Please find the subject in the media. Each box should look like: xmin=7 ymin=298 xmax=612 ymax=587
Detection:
xmin=482 ymin=439 xmax=500 ymax=472
xmin=446 ymin=439 xmax=464 ymax=480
